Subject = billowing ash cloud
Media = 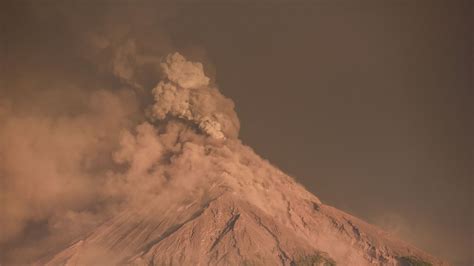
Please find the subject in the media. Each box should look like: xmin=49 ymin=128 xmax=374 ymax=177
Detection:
xmin=0 ymin=51 xmax=243 ymax=264
xmin=0 ymin=4 xmax=303 ymax=264
xmin=150 ymin=53 xmax=240 ymax=140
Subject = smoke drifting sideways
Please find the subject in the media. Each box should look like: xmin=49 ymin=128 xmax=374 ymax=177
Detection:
xmin=0 ymin=51 xmax=241 ymax=263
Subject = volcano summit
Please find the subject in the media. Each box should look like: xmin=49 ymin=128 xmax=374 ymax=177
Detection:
xmin=25 ymin=53 xmax=446 ymax=266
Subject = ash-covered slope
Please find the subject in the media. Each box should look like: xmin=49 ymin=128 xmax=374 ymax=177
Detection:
xmin=41 ymin=142 xmax=444 ymax=266
xmin=39 ymin=53 xmax=445 ymax=266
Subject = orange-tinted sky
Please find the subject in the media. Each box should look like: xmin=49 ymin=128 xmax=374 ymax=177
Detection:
xmin=1 ymin=1 xmax=472 ymax=265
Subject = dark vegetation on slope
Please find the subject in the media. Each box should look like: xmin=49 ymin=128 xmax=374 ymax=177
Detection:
xmin=399 ymin=256 xmax=433 ymax=266
xmin=291 ymin=252 xmax=336 ymax=266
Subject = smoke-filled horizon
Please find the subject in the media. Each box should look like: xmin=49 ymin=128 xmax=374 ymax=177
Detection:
xmin=1 ymin=1 xmax=472 ymax=265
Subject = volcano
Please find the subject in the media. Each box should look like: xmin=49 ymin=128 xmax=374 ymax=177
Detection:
xmin=37 ymin=53 xmax=445 ymax=266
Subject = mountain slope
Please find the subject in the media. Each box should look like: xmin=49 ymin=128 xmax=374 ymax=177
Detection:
xmin=40 ymin=141 xmax=445 ymax=266
xmin=32 ymin=53 xmax=446 ymax=266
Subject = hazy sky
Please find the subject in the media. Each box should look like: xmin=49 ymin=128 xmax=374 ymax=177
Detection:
xmin=1 ymin=0 xmax=472 ymax=265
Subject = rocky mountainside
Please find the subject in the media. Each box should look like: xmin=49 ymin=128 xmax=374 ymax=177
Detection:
xmin=36 ymin=53 xmax=445 ymax=266
xmin=40 ymin=141 xmax=445 ymax=266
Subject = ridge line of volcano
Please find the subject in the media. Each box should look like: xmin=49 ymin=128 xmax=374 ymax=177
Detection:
xmin=209 ymin=212 xmax=241 ymax=251
xmin=138 ymin=195 xmax=223 ymax=257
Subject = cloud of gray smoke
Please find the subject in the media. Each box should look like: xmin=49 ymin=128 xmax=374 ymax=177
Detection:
xmin=0 ymin=35 xmax=240 ymax=264
xmin=150 ymin=53 xmax=240 ymax=140
xmin=0 ymin=4 xmax=242 ymax=262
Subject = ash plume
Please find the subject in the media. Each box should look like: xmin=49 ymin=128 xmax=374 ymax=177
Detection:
xmin=150 ymin=53 xmax=240 ymax=140
xmin=0 ymin=48 xmax=242 ymax=264
xmin=0 ymin=3 xmax=244 ymax=262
